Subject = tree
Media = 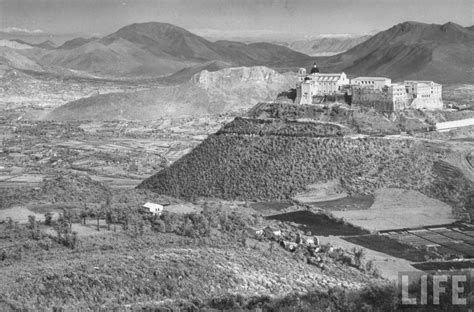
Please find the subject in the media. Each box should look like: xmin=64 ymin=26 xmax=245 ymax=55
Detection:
xmin=62 ymin=209 xmax=73 ymax=232
xmin=96 ymin=209 xmax=101 ymax=232
xmin=44 ymin=212 xmax=53 ymax=226
xmin=27 ymin=215 xmax=36 ymax=230
xmin=71 ymin=231 xmax=78 ymax=249
xmin=80 ymin=204 xmax=88 ymax=225
xmin=106 ymin=210 xmax=112 ymax=231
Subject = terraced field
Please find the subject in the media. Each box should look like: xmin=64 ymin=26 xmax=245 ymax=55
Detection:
xmin=379 ymin=223 xmax=474 ymax=259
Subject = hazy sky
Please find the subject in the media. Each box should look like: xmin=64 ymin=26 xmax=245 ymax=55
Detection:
xmin=0 ymin=0 xmax=472 ymax=39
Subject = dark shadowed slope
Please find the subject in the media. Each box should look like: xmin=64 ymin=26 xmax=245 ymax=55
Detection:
xmin=308 ymin=22 xmax=474 ymax=84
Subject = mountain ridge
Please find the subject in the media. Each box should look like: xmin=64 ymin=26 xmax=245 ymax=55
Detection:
xmin=37 ymin=22 xmax=310 ymax=78
xmin=314 ymin=21 xmax=474 ymax=84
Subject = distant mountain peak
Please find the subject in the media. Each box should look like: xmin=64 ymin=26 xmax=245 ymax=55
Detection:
xmin=111 ymin=22 xmax=194 ymax=39
xmin=440 ymin=21 xmax=466 ymax=32
xmin=321 ymin=20 xmax=474 ymax=84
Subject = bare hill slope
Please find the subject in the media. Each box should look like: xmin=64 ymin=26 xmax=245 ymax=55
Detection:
xmin=317 ymin=22 xmax=474 ymax=84
xmin=283 ymin=35 xmax=372 ymax=56
xmin=45 ymin=66 xmax=297 ymax=120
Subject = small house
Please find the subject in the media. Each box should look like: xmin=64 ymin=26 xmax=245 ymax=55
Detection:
xmin=142 ymin=202 xmax=164 ymax=216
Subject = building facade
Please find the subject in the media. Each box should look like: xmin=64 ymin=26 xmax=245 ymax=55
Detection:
xmin=404 ymin=81 xmax=443 ymax=110
xmin=351 ymin=77 xmax=392 ymax=90
xmin=295 ymin=66 xmax=349 ymax=104
xmin=352 ymin=80 xmax=443 ymax=112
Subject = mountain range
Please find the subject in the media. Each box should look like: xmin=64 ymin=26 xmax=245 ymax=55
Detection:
xmin=37 ymin=22 xmax=310 ymax=78
xmin=0 ymin=21 xmax=473 ymax=84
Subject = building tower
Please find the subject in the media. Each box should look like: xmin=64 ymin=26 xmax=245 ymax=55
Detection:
xmin=310 ymin=62 xmax=320 ymax=74
xmin=297 ymin=67 xmax=307 ymax=82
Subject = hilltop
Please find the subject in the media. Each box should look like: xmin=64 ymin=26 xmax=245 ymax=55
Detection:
xmin=57 ymin=37 xmax=96 ymax=50
xmin=139 ymin=103 xmax=474 ymax=213
xmin=315 ymin=22 xmax=474 ymax=84
xmin=45 ymin=66 xmax=297 ymax=120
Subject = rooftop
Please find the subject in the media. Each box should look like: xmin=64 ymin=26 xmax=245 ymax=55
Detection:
xmin=353 ymin=77 xmax=391 ymax=81
xmin=404 ymin=80 xmax=441 ymax=86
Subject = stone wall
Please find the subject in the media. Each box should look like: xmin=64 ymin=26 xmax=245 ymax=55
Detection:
xmin=352 ymin=88 xmax=395 ymax=112
xmin=354 ymin=101 xmax=395 ymax=112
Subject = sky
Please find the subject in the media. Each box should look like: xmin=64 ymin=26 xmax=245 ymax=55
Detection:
xmin=0 ymin=0 xmax=472 ymax=40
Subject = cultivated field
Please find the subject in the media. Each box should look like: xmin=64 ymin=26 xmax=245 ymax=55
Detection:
xmin=331 ymin=188 xmax=456 ymax=231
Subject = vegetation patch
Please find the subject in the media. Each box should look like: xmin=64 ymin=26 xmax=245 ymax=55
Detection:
xmin=343 ymin=235 xmax=438 ymax=262
xmin=413 ymin=260 xmax=474 ymax=271
xmin=217 ymin=117 xmax=351 ymax=137
xmin=267 ymin=211 xmax=369 ymax=236
xmin=140 ymin=134 xmax=473 ymax=212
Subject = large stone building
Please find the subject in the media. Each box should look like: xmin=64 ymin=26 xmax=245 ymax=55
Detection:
xmin=404 ymin=81 xmax=443 ymax=110
xmin=294 ymin=65 xmax=443 ymax=111
xmin=351 ymin=78 xmax=443 ymax=112
xmin=295 ymin=64 xmax=349 ymax=105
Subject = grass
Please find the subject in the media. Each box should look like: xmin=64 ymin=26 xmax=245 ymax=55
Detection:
xmin=309 ymin=195 xmax=374 ymax=211
xmin=249 ymin=201 xmax=293 ymax=212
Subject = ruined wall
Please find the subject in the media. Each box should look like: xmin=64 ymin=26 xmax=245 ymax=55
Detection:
xmin=353 ymin=88 xmax=392 ymax=111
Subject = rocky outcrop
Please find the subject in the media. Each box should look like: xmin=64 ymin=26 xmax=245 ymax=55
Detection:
xmin=46 ymin=66 xmax=296 ymax=121
xmin=191 ymin=66 xmax=294 ymax=89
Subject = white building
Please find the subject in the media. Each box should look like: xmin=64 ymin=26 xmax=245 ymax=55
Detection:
xmin=404 ymin=81 xmax=442 ymax=109
xmin=351 ymin=77 xmax=392 ymax=90
xmin=295 ymin=67 xmax=349 ymax=104
xmin=142 ymin=202 xmax=163 ymax=215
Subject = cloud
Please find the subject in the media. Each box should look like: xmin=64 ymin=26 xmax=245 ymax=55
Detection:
xmin=0 ymin=27 xmax=44 ymax=34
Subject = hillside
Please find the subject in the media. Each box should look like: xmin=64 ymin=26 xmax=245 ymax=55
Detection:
xmin=0 ymin=46 xmax=44 ymax=72
xmin=11 ymin=39 xmax=56 ymax=50
xmin=45 ymin=66 xmax=297 ymax=120
xmin=139 ymin=104 xmax=474 ymax=211
xmin=282 ymin=35 xmax=371 ymax=56
xmin=315 ymin=22 xmax=474 ymax=84
xmin=57 ymin=37 xmax=96 ymax=50
xmin=37 ymin=22 xmax=310 ymax=78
